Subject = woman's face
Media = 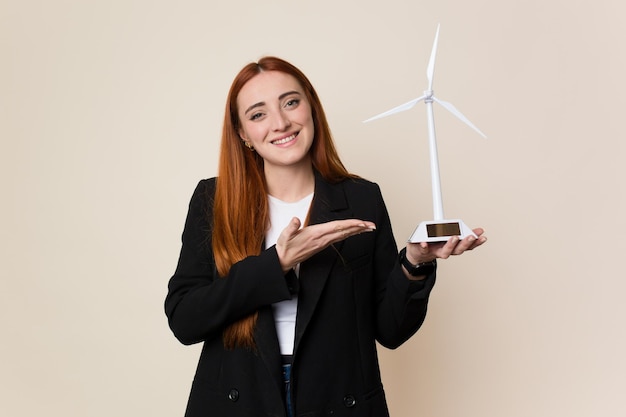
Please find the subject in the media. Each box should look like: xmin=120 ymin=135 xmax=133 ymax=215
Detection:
xmin=237 ymin=71 xmax=315 ymax=172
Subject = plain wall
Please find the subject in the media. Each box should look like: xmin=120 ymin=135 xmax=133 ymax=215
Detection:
xmin=2 ymin=0 xmax=625 ymax=416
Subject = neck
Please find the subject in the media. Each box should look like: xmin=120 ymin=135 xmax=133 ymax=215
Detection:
xmin=264 ymin=161 xmax=315 ymax=202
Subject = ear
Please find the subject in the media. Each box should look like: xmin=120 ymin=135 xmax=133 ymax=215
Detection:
xmin=238 ymin=128 xmax=247 ymax=142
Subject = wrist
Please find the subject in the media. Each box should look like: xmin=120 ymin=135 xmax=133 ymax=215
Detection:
xmin=404 ymin=249 xmax=421 ymax=266
xmin=399 ymin=247 xmax=436 ymax=277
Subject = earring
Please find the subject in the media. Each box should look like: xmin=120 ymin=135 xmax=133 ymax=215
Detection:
xmin=243 ymin=141 xmax=254 ymax=151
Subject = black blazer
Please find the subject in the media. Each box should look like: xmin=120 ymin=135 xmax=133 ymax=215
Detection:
xmin=165 ymin=173 xmax=436 ymax=417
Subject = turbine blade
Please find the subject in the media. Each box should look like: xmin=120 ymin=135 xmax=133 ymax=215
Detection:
xmin=427 ymin=24 xmax=441 ymax=91
xmin=433 ymin=96 xmax=487 ymax=138
xmin=363 ymin=95 xmax=427 ymax=123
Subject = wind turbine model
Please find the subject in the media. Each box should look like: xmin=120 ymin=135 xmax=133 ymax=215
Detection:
xmin=364 ymin=24 xmax=486 ymax=243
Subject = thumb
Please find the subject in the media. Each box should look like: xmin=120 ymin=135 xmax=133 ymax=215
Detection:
xmin=283 ymin=217 xmax=302 ymax=237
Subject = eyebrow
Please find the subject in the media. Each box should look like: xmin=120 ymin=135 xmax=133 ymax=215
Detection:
xmin=243 ymin=90 xmax=302 ymax=115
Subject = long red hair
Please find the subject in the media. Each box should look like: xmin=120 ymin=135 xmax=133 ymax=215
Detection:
xmin=213 ymin=56 xmax=353 ymax=349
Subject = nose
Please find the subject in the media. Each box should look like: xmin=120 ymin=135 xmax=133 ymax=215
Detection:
xmin=271 ymin=110 xmax=291 ymax=131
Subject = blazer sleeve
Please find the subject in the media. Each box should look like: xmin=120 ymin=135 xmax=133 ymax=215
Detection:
xmin=164 ymin=179 xmax=292 ymax=345
xmin=368 ymin=183 xmax=437 ymax=349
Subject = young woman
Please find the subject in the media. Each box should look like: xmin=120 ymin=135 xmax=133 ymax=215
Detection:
xmin=165 ymin=56 xmax=486 ymax=417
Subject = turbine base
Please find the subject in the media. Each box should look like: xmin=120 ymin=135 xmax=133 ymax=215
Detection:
xmin=408 ymin=219 xmax=477 ymax=243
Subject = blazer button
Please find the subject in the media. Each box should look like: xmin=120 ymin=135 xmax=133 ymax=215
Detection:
xmin=343 ymin=395 xmax=356 ymax=408
xmin=228 ymin=389 xmax=239 ymax=402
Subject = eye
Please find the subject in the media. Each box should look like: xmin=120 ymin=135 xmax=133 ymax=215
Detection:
xmin=285 ymin=98 xmax=300 ymax=108
xmin=249 ymin=112 xmax=264 ymax=121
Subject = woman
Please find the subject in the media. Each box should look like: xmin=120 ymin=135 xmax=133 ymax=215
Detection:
xmin=165 ymin=56 xmax=486 ymax=417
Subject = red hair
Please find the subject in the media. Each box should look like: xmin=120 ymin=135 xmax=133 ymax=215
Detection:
xmin=213 ymin=56 xmax=354 ymax=349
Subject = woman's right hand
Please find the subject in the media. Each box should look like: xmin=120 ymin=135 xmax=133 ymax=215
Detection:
xmin=275 ymin=217 xmax=376 ymax=273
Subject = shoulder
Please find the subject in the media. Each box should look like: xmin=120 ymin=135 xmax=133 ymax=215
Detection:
xmin=329 ymin=175 xmax=387 ymax=211
xmin=340 ymin=176 xmax=384 ymax=199
xmin=194 ymin=177 xmax=217 ymax=194
xmin=185 ymin=178 xmax=218 ymax=217
xmin=190 ymin=178 xmax=217 ymax=203
xmin=316 ymin=173 xmax=383 ymax=200
xmin=342 ymin=175 xmax=379 ymax=189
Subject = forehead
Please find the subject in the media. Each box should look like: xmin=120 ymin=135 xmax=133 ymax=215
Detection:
xmin=237 ymin=71 xmax=304 ymax=109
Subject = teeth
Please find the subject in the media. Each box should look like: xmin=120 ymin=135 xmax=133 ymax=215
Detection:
xmin=272 ymin=134 xmax=296 ymax=145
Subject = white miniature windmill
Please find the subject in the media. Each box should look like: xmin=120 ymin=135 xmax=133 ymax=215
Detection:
xmin=364 ymin=24 xmax=486 ymax=243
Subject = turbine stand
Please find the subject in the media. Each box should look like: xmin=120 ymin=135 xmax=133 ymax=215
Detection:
xmin=409 ymin=219 xmax=476 ymax=243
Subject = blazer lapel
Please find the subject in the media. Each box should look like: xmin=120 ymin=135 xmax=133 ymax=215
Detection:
xmin=293 ymin=173 xmax=353 ymax=353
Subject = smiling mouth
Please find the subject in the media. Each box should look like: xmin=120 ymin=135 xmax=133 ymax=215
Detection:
xmin=271 ymin=133 xmax=298 ymax=145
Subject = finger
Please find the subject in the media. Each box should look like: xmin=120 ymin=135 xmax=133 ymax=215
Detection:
xmin=452 ymin=235 xmax=477 ymax=254
xmin=418 ymin=242 xmax=433 ymax=258
xmin=454 ymin=232 xmax=488 ymax=254
xmin=332 ymin=220 xmax=375 ymax=233
xmin=336 ymin=219 xmax=376 ymax=230
xmin=470 ymin=234 xmax=487 ymax=249
xmin=466 ymin=228 xmax=487 ymax=249
xmin=329 ymin=220 xmax=375 ymax=243
xmin=282 ymin=217 xmax=302 ymax=240
xmin=333 ymin=223 xmax=348 ymax=238
xmin=406 ymin=242 xmax=437 ymax=264
xmin=333 ymin=225 xmax=371 ymax=240
xmin=439 ymin=236 xmax=459 ymax=259
xmin=472 ymin=227 xmax=485 ymax=237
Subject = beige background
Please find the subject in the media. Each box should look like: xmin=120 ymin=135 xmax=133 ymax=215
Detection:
xmin=2 ymin=0 xmax=625 ymax=416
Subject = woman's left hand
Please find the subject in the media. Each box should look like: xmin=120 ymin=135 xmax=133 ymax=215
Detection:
xmin=405 ymin=227 xmax=487 ymax=265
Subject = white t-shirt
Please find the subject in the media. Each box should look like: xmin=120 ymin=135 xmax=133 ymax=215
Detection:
xmin=265 ymin=193 xmax=313 ymax=355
